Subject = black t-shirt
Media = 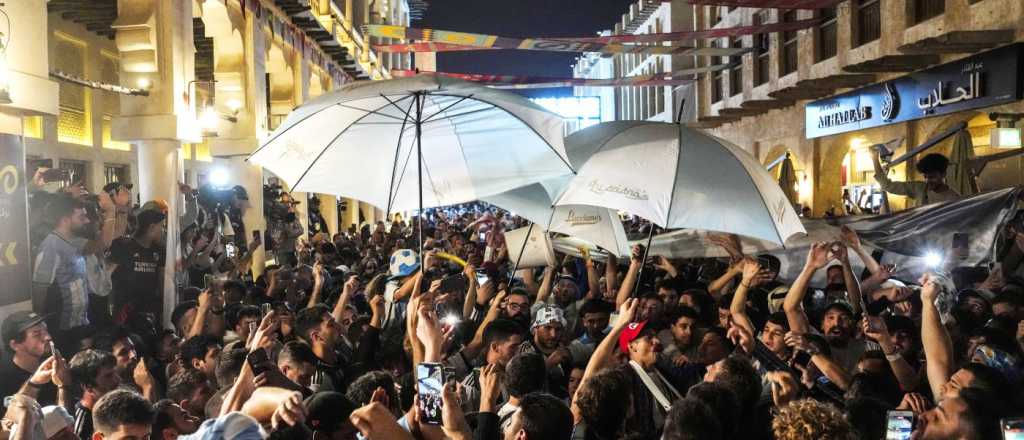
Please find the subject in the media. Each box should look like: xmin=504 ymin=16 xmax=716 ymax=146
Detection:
xmin=108 ymin=237 xmax=165 ymax=305
xmin=0 ymin=356 xmax=57 ymax=406
xmin=74 ymin=401 xmax=93 ymax=439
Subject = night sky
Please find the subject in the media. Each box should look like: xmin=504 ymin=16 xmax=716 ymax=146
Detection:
xmin=416 ymin=0 xmax=638 ymax=97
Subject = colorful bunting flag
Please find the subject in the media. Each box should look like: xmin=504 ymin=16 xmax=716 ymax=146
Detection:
xmin=363 ymin=25 xmax=750 ymax=56
xmin=687 ymin=0 xmax=843 ymax=8
xmin=390 ymin=62 xmax=736 ymax=88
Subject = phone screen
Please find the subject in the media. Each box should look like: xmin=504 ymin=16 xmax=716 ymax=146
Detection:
xmin=886 ymin=410 xmax=914 ymax=440
xmin=475 ymin=271 xmax=489 ymax=286
xmin=225 ymin=243 xmax=237 ymax=258
xmin=1004 ymin=418 xmax=1024 ymax=440
xmin=203 ymin=274 xmax=215 ymax=290
xmin=416 ymin=362 xmax=445 ymax=425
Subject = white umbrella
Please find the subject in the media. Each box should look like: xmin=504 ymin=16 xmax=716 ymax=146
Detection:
xmin=554 ymin=121 xmax=805 ymax=245
xmin=249 ymin=75 xmax=574 ymax=214
xmin=483 ymin=179 xmax=631 ymax=257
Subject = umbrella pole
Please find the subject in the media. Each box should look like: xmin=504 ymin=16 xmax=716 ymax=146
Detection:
xmin=632 ymin=224 xmax=656 ymax=298
xmin=415 ymin=92 xmax=425 ymax=274
xmin=508 ymin=222 xmax=535 ymax=284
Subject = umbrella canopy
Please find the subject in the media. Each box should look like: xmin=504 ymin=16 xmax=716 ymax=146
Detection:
xmin=947 ymin=129 xmax=977 ymax=197
xmin=779 ymin=154 xmax=799 ymax=207
xmin=248 ymin=75 xmax=574 ymax=213
xmin=483 ymin=180 xmax=631 ymax=256
xmin=553 ymin=121 xmax=805 ymax=245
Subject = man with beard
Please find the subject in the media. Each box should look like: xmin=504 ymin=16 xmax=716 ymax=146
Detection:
xmin=69 ymin=349 xmax=122 ymax=439
xmin=783 ymin=242 xmax=866 ymax=373
xmin=500 ymin=288 xmax=532 ymax=329
xmin=459 ymin=319 xmax=523 ymax=413
xmin=108 ymin=209 xmax=166 ymax=331
xmin=519 ymin=306 xmax=571 ymax=398
xmin=95 ymin=330 xmax=158 ymax=402
xmin=567 ymin=300 xmax=613 ymax=366
xmin=533 ymin=277 xmax=583 ymax=335
xmin=0 ymin=312 xmax=65 ymax=406
xmin=578 ymin=299 xmax=682 ymax=439
xmin=295 ymin=304 xmax=345 ymax=392
xmin=32 ymin=196 xmax=93 ymax=350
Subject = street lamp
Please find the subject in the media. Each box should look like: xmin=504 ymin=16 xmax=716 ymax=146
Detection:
xmin=989 ymin=113 xmax=1022 ymax=149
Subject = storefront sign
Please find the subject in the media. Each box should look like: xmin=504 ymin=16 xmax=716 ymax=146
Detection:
xmin=0 ymin=134 xmax=31 ymax=306
xmin=806 ymin=43 xmax=1023 ymax=138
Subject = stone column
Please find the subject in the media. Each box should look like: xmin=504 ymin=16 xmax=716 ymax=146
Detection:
xmin=320 ymin=195 xmax=339 ymax=237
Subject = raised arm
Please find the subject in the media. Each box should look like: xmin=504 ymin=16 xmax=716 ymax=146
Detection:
xmin=615 ymin=245 xmax=643 ymax=307
xmin=920 ymin=275 xmax=954 ymax=400
xmin=708 ymin=261 xmax=742 ymax=299
xmin=604 ymin=257 xmax=618 ymax=301
xmin=862 ymin=316 xmax=921 ymax=392
xmin=306 ymin=263 xmax=327 ymax=309
xmin=729 ymin=259 xmax=759 ymax=336
xmin=833 ymin=243 xmax=863 ymax=316
xmin=783 ymin=242 xmax=831 ymax=335
xmin=585 ymin=252 xmax=600 ymax=301
xmin=533 ymin=266 xmax=555 ymax=305
xmin=462 ymin=264 xmax=478 ymax=320
xmin=840 ymin=226 xmax=881 ymax=276
xmin=331 ymin=275 xmax=359 ymax=323
xmin=578 ymin=299 xmax=638 ymax=389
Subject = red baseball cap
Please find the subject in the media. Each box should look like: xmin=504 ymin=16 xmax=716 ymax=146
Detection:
xmin=618 ymin=320 xmax=648 ymax=354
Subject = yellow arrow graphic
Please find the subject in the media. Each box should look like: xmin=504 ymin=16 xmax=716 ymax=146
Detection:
xmin=4 ymin=242 xmax=16 ymax=265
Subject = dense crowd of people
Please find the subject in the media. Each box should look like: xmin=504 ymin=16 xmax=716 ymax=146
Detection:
xmin=4 ymin=165 xmax=1024 ymax=440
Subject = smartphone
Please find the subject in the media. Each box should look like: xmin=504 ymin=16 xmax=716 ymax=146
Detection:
xmin=203 ymin=274 xmax=215 ymax=290
xmin=260 ymin=303 xmax=272 ymax=317
xmin=247 ymin=349 xmax=271 ymax=376
xmin=866 ymin=298 xmax=893 ymax=317
xmin=248 ymin=321 xmax=258 ymax=337
xmin=1002 ymin=417 xmax=1024 ymax=440
xmin=416 ymin=362 xmax=445 ymax=425
xmin=952 ymin=232 xmax=969 ymax=261
xmin=41 ymin=168 xmax=70 ymax=183
xmin=252 ymin=230 xmax=262 ymax=246
xmin=885 ymin=410 xmax=915 ymax=440
xmin=225 ymin=243 xmax=237 ymax=258
xmin=479 ymin=232 xmax=487 ymax=242
xmin=475 ymin=270 xmax=489 ymax=286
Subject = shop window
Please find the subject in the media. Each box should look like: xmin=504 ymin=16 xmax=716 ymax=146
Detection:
xmin=780 ymin=11 xmax=799 ymax=77
xmin=816 ymin=6 xmax=838 ymax=62
xmin=54 ymin=32 xmax=92 ymax=146
xmin=729 ymin=37 xmax=743 ymax=96
xmin=99 ymin=52 xmax=120 ymax=116
xmin=104 ymin=164 xmax=130 ymax=185
xmin=912 ymin=0 xmax=945 ymax=24
xmin=754 ymin=12 xmax=770 ymax=87
xmin=854 ymin=0 xmax=881 ymax=47
xmin=59 ymin=159 xmax=89 ymax=188
xmin=710 ymin=40 xmax=723 ymax=103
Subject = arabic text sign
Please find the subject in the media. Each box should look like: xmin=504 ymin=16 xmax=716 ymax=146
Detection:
xmin=806 ymin=43 xmax=1022 ymax=139
xmin=0 ymin=134 xmax=31 ymax=306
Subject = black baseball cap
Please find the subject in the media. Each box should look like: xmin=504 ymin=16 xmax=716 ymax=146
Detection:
xmin=2 ymin=311 xmax=48 ymax=343
xmin=305 ymin=392 xmax=355 ymax=433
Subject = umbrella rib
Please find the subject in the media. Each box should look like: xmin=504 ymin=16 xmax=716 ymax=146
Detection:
xmin=391 ymin=121 xmax=420 ymax=209
xmin=420 ymin=94 xmax=474 ymax=124
xmin=420 ymin=106 xmax=497 ymax=125
xmin=247 ymin=102 xmax=342 ymax=160
xmin=289 ymin=98 xmax=414 ymax=193
xmin=430 ymin=92 xmax=578 ymax=176
xmin=386 ymin=97 xmax=418 ymax=215
xmin=337 ymin=103 xmax=408 ymax=121
xmin=379 ymin=94 xmax=416 ymax=121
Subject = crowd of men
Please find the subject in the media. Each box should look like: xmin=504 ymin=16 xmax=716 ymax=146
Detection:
xmin=2 ymin=165 xmax=1023 ymax=440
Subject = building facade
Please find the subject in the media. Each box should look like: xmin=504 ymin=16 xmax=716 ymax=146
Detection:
xmin=572 ymin=0 xmax=698 ymax=130
xmin=0 ymin=0 xmax=424 ymax=319
xmin=694 ymin=0 xmax=1024 ymax=215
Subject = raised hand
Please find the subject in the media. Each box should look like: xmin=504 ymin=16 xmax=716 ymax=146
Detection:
xmin=616 ymin=298 xmax=640 ymax=328
xmin=839 ymin=225 xmax=861 ymax=249
xmin=740 ymin=258 xmax=761 ymax=285
xmin=766 ymin=371 xmax=799 ymax=407
xmin=805 ymin=242 xmax=832 ymax=269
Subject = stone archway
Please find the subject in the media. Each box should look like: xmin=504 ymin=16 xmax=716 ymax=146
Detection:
xmin=199 ymin=0 xmax=247 ymax=114
xmin=265 ymin=42 xmax=296 ymax=130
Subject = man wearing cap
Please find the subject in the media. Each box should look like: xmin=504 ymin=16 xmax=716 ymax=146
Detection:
xmin=517 ymin=306 xmax=572 ymax=398
xmin=0 ymin=311 xmax=60 ymax=406
xmin=578 ymin=298 xmax=682 ymax=439
xmin=108 ymin=209 xmax=166 ymax=329
xmin=31 ymin=195 xmax=93 ymax=349
xmin=304 ymin=391 xmax=359 ymax=439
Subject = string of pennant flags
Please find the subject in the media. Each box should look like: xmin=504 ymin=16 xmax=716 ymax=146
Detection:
xmin=371 ymin=17 xmax=821 ymax=53
xmin=234 ymin=0 xmax=353 ymax=86
xmin=364 ymin=25 xmax=752 ymax=56
xmin=390 ymin=62 xmax=736 ymax=88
